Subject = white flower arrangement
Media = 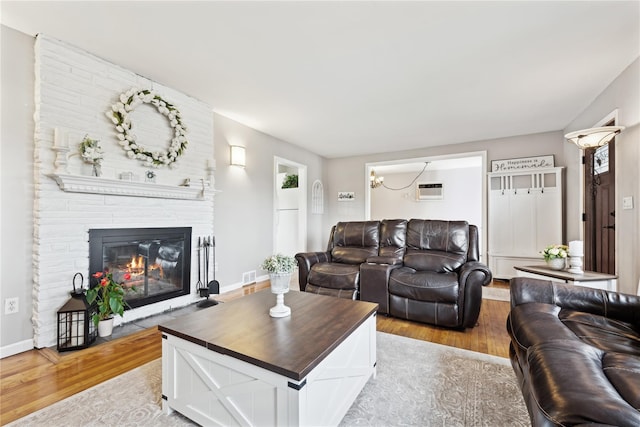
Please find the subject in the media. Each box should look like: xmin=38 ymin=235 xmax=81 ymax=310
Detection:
xmin=79 ymin=135 xmax=103 ymax=165
xmin=541 ymin=244 xmax=568 ymax=261
xmin=261 ymin=254 xmax=297 ymax=274
xmin=105 ymin=88 xmax=188 ymax=168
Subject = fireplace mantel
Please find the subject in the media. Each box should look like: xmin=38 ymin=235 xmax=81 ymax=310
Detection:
xmin=48 ymin=174 xmax=217 ymax=200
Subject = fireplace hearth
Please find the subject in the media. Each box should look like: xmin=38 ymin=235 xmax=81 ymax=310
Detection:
xmin=89 ymin=227 xmax=192 ymax=309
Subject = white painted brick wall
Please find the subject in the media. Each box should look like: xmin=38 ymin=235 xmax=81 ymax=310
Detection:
xmin=33 ymin=35 xmax=215 ymax=348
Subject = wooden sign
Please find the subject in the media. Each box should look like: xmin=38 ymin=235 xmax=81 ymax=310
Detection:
xmin=491 ymin=155 xmax=554 ymax=172
xmin=337 ymin=191 xmax=355 ymax=201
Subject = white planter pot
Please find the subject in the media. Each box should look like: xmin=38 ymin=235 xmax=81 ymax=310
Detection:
xmin=546 ymin=257 xmax=566 ymax=271
xmin=269 ymin=273 xmax=291 ymax=318
xmin=270 ymin=273 xmax=291 ymax=294
xmin=98 ymin=317 xmax=114 ymax=337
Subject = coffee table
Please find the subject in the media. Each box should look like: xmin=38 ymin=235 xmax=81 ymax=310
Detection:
xmin=158 ymin=290 xmax=378 ymax=426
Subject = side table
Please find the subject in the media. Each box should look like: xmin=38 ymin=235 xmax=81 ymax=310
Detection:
xmin=514 ymin=265 xmax=617 ymax=292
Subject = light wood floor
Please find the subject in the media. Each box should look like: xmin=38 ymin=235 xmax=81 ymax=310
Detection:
xmin=0 ymin=280 xmax=511 ymax=425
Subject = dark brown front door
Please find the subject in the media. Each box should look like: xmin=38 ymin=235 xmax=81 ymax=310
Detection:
xmin=584 ymin=139 xmax=616 ymax=274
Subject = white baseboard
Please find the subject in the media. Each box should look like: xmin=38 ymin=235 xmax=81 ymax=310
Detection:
xmin=219 ymin=275 xmax=269 ymax=295
xmin=219 ymin=281 xmax=245 ymax=294
xmin=1 ymin=339 xmax=34 ymax=359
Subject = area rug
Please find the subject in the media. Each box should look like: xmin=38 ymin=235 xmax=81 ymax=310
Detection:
xmin=341 ymin=333 xmax=528 ymax=426
xmin=8 ymin=332 xmax=528 ymax=427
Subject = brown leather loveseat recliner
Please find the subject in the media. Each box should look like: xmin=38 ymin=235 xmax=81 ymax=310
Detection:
xmin=295 ymin=219 xmax=492 ymax=329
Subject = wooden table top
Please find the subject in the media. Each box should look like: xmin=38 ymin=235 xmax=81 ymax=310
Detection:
xmin=515 ymin=265 xmax=617 ymax=282
xmin=158 ymin=290 xmax=378 ymax=381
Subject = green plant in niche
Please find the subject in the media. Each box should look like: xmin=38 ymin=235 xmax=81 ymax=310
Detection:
xmin=281 ymin=174 xmax=298 ymax=189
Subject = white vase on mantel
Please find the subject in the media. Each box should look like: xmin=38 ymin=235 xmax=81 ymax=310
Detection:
xmin=269 ymin=272 xmax=291 ymax=318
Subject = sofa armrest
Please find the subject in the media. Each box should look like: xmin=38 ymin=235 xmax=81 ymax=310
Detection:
xmin=365 ymin=255 xmax=403 ymax=266
xmin=458 ymin=261 xmax=493 ymax=328
xmin=510 ymin=277 xmax=640 ymax=324
xmin=360 ymin=262 xmax=402 ymax=314
xmin=294 ymin=251 xmax=330 ymax=292
xmin=459 ymin=261 xmax=492 ymax=287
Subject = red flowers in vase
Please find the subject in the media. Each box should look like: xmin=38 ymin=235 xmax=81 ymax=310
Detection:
xmin=86 ymin=270 xmax=137 ymax=327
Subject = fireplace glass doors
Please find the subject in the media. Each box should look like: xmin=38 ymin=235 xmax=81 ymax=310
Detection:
xmin=89 ymin=227 xmax=192 ymax=309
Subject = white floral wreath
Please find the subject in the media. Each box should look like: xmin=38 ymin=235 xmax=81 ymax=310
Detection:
xmin=106 ymin=88 xmax=188 ymax=167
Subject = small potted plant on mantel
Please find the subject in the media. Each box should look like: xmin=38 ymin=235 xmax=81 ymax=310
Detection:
xmin=260 ymin=254 xmax=297 ymax=318
xmin=86 ymin=270 xmax=136 ymax=337
xmin=79 ymin=135 xmax=103 ymax=177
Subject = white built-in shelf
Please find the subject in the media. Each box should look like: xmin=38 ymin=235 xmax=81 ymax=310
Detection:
xmin=48 ymin=174 xmax=217 ymax=200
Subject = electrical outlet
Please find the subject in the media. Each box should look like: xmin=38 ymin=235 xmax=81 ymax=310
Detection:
xmin=5 ymin=297 xmax=19 ymax=315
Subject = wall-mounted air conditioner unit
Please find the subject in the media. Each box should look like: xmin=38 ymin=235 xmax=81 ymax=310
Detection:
xmin=416 ymin=182 xmax=444 ymax=201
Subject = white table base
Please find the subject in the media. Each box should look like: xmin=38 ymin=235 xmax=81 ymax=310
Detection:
xmin=161 ymin=314 xmax=376 ymax=427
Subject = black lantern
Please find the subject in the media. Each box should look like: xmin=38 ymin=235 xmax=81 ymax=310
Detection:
xmin=57 ymin=273 xmax=97 ymax=352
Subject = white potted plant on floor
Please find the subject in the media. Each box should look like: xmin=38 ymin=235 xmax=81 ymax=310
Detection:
xmin=260 ymin=254 xmax=297 ymax=318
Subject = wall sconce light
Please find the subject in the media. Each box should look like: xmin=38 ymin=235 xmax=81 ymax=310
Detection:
xmin=230 ymin=145 xmax=246 ymax=167
xmin=370 ymin=170 xmax=384 ymax=189
xmin=564 ymin=126 xmax=625 ymax=149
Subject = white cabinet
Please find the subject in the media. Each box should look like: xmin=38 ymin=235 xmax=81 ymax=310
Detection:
xmin=488 ymin=168 xmax=563 ymax=279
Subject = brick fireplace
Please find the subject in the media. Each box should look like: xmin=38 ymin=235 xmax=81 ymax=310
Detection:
xmin=32 ymin=35 xmax=215 ymax=348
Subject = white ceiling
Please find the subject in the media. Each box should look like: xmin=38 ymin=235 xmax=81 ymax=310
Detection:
xmin=2 ymin=1 xmax=639 ymax=159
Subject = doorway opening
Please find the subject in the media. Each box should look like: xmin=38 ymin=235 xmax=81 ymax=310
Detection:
xmin=365 ymin=151 xmax=487 ymax=262
xmin=582 ymin=114 xmax=617 ymax=274
xmin=273 ymin=157 xmax=307 ymax=257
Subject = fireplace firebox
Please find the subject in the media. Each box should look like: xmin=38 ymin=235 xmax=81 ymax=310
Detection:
xmin=89 ymin=227 xmax=192 ymax=309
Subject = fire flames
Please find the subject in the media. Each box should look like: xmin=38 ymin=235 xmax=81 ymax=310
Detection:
xmin=128 ymin=256 xmax=145 ymax=275
xmin=125 ymin=255 xmax=163 ymax=280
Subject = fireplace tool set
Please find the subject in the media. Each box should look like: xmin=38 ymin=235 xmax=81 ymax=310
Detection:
xmin=196 ymin=236 xmax=219 ymax=308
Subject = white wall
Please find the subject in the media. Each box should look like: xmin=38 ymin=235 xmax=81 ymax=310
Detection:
xmin=370 ymin=167 xmax=482 ymax=227
xmin=0 ymin=25 xmax=35 ymax=356
xmin=564 ymin=58 xmax=640 ymax=295
xmin=212 ymin=113 xmax=326 ymax=288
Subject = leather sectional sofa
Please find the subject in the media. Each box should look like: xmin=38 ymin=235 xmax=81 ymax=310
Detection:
xmin=507 ymin=277 xmax=640 ymax=426
xmin=295 ymin=219 xmax=492 ymax=329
